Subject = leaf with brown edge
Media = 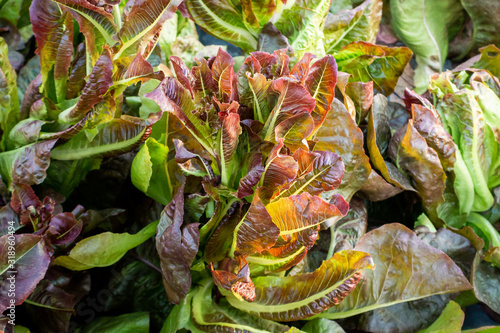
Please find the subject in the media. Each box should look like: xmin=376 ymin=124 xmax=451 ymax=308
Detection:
xmin=290 ymin=53 xmax=316 ymax=85
xmin=231 ymin=191 xmax=279 ymax=257
xmin=192 ymin=58 xmax=216 ymax=102
xmin=345 ymin=80 xmax=374 ymax=124
xmin=473 ymin=44 xmax=500 ymax=79
xmin=211 ymin=257 xmax=255 ymax=302
xmin=0 ymin=234 xmax=51 ymax=313
xmin=314 ymin=98 xmax=371 ymax=201
xmin=318 ymin=224 xmax=473 ymax=320
xmin=30 ymin=0 xmax=73 ymax=103
xmin=275 ymin=112 xmax=314 ymax=153
xmin=266 ymin=192 xmax=348 ymax=236
xmin=247 ymin=227 xmax=319 ymax=272
xmin=262 ymin=78 xmax=316 ymax=142
xmin=305 ymin=55 xmax=337 ymax=135
xmin=226 ymin=250 xmax=374 ymax=321
xmin=116 ymin=0 xmax=182 ymax=59
xmin=388 ymin=120 xmax=446 ymax=223
xmin=367 ymin=94 xmax=415 ymax=191
xmin=276 ymin=151 xmax=344 ymax=199
xmin=53 ymin=0 xmax=117 ymax=64
xmin=260 ymin=140 xmax=299 ymax=202
xmin=58 ymin=47 xmax=113 ymax=124
xmin=212 ymin=48 xmax=236 ymax=101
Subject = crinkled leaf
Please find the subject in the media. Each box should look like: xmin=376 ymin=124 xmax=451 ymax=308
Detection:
xmin=0 ymin=139 xmax=56 ymax=187
xmin=314 ymin=98 xmax=371 ymax=201
xmin=53 ymin=221 xmax=157 ymax=270
xmin=58 ymin=47 xmax=113 ymax=124
xmin=319 ymin=223 xmax=472 ymax=319
xmin=226 ymin=250 xmax=374 ymax=321
xmin=0 ymin=234 xmax=51 ymax=312
xmin=388 ymin=120 xmax=446 ymax=223
xmin=334 ymin=42 xmax=412 ymax=96
xmin=324 ymin=0 xmax=382 ymax=54
xmin=7 ymin=118 xmax=45 ymax=149
xmin=328 ymin=197 xmax=367 ymax=253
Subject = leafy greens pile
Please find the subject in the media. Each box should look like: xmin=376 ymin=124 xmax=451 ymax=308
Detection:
xmin=0 ymin=0 xmax=499 ymax=332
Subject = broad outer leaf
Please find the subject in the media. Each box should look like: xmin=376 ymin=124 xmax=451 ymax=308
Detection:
xmin=302 ymin=318 xmax=345 ymax=333
xmin=388 ymin=120 xmax=446 ymax=223
xmin=334 ymin=42 xmax=412 ymax=96
xmin=359 ymin=169 xmax=404 ymax=202
xmin=116 ymin=0 xmax=182 ymax=59
xmin=305 ymin=55 xmax=337 ymax=134
xmin=53 ymin=221 xmax=157 ymax=270
xmin=226 ymin=250 xmax=374 ymax=321
xmin=186 ymin=0 xmax=258 ymax=52
xmin=232 ymin=192 xmax=279 ymax=257
xmin=390 ymin=0 xmax=463 ymax=91
xmin=0 ymin=234 xmax=51 ymax=312
xmin=318 ymin=223 xmax=472 ymax=319
xmin=324 ymin=0 xmax=382 ymax=54
xmin=314 ymin=98 xmax=371 ymax=201
xmin=0 ymin=140 xmax=56 ymax=186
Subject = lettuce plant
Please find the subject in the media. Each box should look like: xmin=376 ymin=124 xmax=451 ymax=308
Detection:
xmin=126 ymin=49 xmax=472 ymax=331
